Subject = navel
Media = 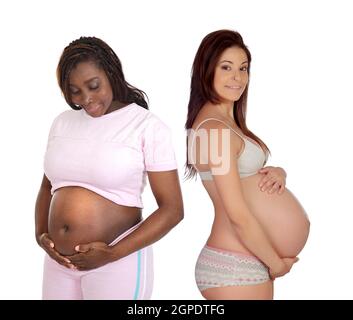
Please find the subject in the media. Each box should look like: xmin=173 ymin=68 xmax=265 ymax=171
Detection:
xmin=61 ymin=224 xmax=69 ymax=233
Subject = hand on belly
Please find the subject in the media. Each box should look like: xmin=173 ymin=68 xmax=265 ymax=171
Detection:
xmin=65 ymin=241 xmax=114 ymax=271
xmin=257 ymin=166 xmax=287 ymax=195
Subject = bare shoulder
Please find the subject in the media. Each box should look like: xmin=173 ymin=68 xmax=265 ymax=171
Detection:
xmin=192 ymin=106 xmax=238 ymax=134
xmin=195 ymin=117 xmax=225 ymax=130
xmin=193 ymin=117 xmax=243 ymax=148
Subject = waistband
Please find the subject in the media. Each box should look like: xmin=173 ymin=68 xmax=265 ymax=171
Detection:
xmin=204 ymin=244 xmax=264 ymax=263
xmin=108 ymin=220 xmax=143 ymax=246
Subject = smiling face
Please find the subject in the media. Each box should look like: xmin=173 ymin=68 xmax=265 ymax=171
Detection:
xmin=213 ymin=46 xmax=249 ymax=105
xmin=69 ymin=61 xmax=114 ymax=117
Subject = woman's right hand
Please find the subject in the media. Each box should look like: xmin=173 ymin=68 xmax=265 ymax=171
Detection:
xmin=269 ymin=257 xmax=299 ymax=280
xmin=38 ymin=233 xmax=76 ymax=270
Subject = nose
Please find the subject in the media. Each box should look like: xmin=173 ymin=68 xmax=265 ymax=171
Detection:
xmin=232 ymin=71 xmax=241 ymax=81
xmin=83 ymin=92 xmax=93 ymax=105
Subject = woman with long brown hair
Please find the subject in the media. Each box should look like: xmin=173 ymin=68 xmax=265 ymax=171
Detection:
xmin=186 ymin=30 xmax=310 ymax=299
xmin=35 ymin=36 xmax=183 ymax=299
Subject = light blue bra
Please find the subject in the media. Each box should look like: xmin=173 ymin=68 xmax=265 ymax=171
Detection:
xmin=191 ymin=118 xmax=268 ymax=180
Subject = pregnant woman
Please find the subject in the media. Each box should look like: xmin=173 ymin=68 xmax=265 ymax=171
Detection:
xmin=35 ymin=37 xmax=183 ymax=299
xmin=185 ymin=30 xmax=310 ymax=299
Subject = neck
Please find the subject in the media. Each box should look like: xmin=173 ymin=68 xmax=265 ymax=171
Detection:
xmin=105 ymin=100 xmax=128 ymax=114
xmin=215 ymin=102 xmax=234 ymax=121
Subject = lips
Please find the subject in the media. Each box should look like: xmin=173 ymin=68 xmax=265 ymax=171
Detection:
xmin=225 ymin=85 xmax=242 ymax=89
xmin=86 ymin=103 xmax=102 ymax=113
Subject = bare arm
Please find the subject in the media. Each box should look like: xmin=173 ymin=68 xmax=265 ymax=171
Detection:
xmin=109 ymin=169 xmax=184 ymax=260
xmin=35 ymin=174 xmax=52 ymax=246
xmin=35 ymin=174 xmax=73 ymax=267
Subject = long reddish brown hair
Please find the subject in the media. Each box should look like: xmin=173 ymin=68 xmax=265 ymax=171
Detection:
xmin=185 ymin=29 xmax=270 ymax=179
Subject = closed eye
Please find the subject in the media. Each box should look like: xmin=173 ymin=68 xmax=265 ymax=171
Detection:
xmin=70 ymin=85 xmax=99 ymax=95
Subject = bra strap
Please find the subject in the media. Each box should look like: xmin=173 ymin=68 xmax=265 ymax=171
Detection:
xmin=193 ymin=118 xmax=244 ymax=140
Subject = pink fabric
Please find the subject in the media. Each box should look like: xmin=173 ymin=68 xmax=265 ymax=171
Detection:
xmin=44 ymin=103 xmax=177 ymax=208
xmin=42 ymin=223 xmax=154 ymax=300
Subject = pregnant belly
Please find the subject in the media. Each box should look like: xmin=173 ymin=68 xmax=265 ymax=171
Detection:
xmin=241 ymin=173 xmax=310 ymax=257
xmin=48 ymin=187 xmax=141 ymax=255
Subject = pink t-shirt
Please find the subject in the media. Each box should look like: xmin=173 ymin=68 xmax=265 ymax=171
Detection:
xmin=44 ymin=103 xmax=177 ymax=208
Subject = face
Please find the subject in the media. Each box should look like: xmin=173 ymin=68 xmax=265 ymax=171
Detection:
xmin=213 ymin=46 xmax=249 ymax=104
xmin=69 ymin=61 xmax=113 ymax=117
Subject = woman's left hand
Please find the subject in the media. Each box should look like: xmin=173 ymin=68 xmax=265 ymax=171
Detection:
xmin=258 ymin=166 xmax=287 ymax=195
xmin=67 ymin=242 xmax=114 ymax=271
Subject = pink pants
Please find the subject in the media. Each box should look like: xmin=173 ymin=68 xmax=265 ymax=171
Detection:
xmin=42 ymin=223 xmax=153 ymax=300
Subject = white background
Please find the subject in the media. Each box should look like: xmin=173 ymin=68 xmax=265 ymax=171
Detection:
xmin=1 ymin=0 xmax=352 ymax=300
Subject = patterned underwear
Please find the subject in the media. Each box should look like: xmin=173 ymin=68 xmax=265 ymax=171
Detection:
xmin=195 ymin=245 xmax=270 ymax=292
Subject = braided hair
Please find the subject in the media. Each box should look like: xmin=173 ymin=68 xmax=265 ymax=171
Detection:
xmin=57 ymin=36 xmax=148 ymax=110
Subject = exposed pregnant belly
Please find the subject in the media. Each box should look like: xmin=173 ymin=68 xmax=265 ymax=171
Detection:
xmin=241 ymin=173 xmax=310 ymax=257
xmin=48 ymin=187 xmax=141 ymax=256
